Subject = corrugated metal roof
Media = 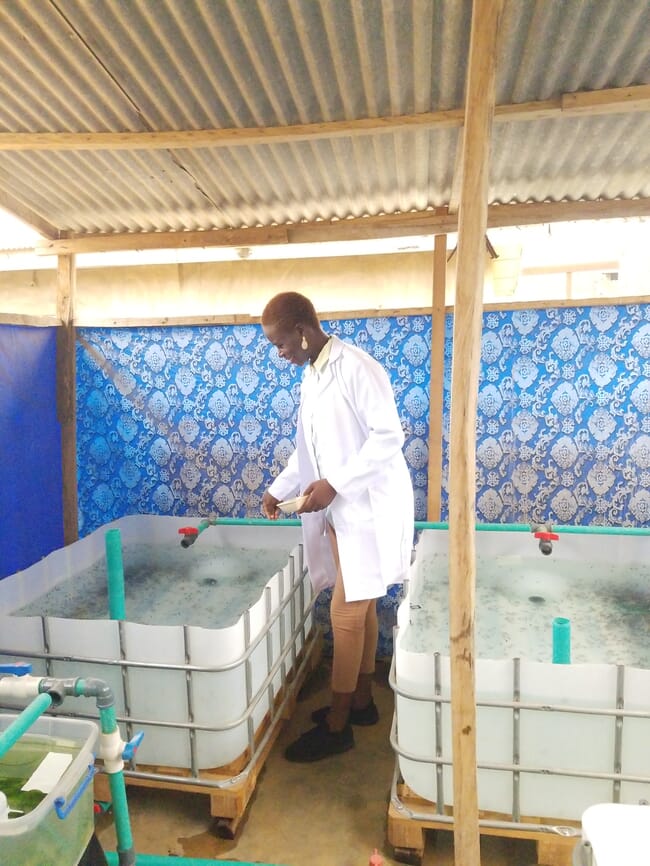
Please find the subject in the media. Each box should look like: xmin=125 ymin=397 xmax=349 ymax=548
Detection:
xmin=0 ymin=0 xmax=648 ymax=241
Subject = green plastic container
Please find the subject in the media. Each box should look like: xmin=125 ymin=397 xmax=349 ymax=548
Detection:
xmin=0 ymin=714 xmax=98 ymax=866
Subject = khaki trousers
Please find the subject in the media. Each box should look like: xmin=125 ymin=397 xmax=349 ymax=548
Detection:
xmin=327 ymin=524 xmax=378 ymax=693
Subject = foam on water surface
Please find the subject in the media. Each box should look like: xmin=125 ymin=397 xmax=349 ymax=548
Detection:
xmin=13 ymin=542 xmax=291 ymax=629
xmin=403 ymin=552 xmax=650 ymax=667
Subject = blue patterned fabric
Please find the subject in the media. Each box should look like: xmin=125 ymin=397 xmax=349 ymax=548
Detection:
xmin=76 ymin=317 xmax=430 ymax=536
xmin=465 ymin=304 xmax=650 ymax=527
xmin=76 ymin=304 xmax=650 ymax=656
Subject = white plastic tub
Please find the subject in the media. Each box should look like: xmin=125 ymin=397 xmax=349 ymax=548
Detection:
xmin=0 ymin=713 xmax=98 ymax=866
xmin=393 ymin=527 xmax=650 ymax=822
xmin=0 ymin=516 xmax=313 ymax=772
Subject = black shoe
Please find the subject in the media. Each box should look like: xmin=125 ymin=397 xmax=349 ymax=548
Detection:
xmin=284 ymin=722 xmax=354 ymax=763
xmin=311 ymin=699 xmax=379 ymax=727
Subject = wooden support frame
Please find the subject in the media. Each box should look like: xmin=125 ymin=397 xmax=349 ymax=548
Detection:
xmin=426 ymin=231 xmax=447 ymax=522
xmin=448 ymin=1 xmax=503 ymax=863
xmin=55 ymin=253 xmax=79 ymax=545
xmin=388 ymin=783 xmax=578 ymax=866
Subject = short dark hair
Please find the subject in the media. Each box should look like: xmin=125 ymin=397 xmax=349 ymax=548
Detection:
xmin=261 ymin=291 xmax=320 ymax=331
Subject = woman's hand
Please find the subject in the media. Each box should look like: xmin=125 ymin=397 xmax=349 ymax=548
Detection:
xmin=299 ymin=479 xmax=337 ymax=513
xmin=262 ymin=491 xmax=280 ymax=520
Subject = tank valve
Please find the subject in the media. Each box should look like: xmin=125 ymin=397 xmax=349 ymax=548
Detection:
xmin=179 ymin=526 xmax=199 ymax=548
xmin=531 ymin=522 xmax=559 ymax=556
xmin=122 ymin=730 xmax=145 ymax=761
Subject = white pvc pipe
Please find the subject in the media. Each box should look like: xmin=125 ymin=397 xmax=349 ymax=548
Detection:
xmin=0 ymin=676 xmax=41 ymax=701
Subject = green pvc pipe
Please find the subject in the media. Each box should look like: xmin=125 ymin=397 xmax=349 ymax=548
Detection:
xmin=195 ymin=516 xmax=302 ymax=527
xmin=97 ymin=703 xmax=135 ymax=863
xmin=553 ymin=616 xmax=572 ymax=664
xmin=413 ymin=521 xmax=650 ymax=535
xmin=98 ymin=704 xmax=118 ymax=735
xmin=0 ymin=692 xmax=53 ymax=759
xmin=105 ymin=856 xmax=250 ymax=865
xmin=106 ymin=528 xmax=126 ymax=620
xmin=203 ymin=518 xmax=650 ymax=535
xmin=109 ymin=771 xmax=134 ymax=861
xmin=188 ymin=517 xmax=650 ymax=535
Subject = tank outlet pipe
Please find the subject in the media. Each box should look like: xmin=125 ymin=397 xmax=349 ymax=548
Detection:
xmin=0 ymin=691 xmax=53 ymax=760
xmin=179 ymin=515 xmax=305 ymax=545
xmin=105 ymin=527 xmax=126 ymax=620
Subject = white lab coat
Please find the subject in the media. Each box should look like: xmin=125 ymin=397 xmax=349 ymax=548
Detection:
xmin=268 ymin=336 xmax=414 ymax=602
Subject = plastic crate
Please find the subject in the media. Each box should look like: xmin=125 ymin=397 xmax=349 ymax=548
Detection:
xmin=0 ymin=713 xmax=98 ymax=866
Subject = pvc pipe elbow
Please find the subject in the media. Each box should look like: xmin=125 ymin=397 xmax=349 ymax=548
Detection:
xmin=76 ymin=678 xmax=114 ymax=708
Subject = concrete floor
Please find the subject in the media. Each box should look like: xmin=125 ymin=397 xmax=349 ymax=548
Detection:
xmin=95 ymin=658 xmax=540 ymax=866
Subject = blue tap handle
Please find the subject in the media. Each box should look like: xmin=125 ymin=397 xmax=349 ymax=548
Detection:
xmin=122 ymin=730 xmax=145 ymax=761
xmin=0 ymin=663 xmax=32 ymax=676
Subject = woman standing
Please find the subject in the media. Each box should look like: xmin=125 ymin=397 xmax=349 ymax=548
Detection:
xmin=261 ymin=291 xmax=414 ymax=762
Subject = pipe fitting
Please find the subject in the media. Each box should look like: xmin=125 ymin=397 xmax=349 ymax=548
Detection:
xmin=74 ymin=678 xmax=115 ymax=708
xmin=99 ymin=728 xmax=126 ymax=775
xmin=36 ymin=678 xmax=67 ymax=707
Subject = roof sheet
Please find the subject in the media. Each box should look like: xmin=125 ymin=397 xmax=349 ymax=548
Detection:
xmin=0 ymin=0 xmax=648 ymax=241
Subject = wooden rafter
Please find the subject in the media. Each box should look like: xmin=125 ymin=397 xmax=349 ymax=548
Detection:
xmin=34 ymin=197 xmax=650 ymax=256
xmin=1 ymin=85 xmax=648 ymax=153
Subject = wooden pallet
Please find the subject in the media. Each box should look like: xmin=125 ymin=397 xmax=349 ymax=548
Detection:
xmin=387 ymin=783 xmax=581 ymax=866
xmin=94 ymin=630 xmax=322 ymax=838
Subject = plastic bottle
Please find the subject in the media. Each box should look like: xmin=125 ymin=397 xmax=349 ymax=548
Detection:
xmin=369 ymin=848 xmax=383 ymax=866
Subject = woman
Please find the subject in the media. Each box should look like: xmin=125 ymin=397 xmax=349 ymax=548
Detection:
xmin=261 ymin=291 xmax=414 ymax=762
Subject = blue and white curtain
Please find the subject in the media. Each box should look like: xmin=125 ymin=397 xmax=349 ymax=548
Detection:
xmin=465 ymin=304 xmax=650 ymax=526
xmin=77 ymin=315 xmax=431 ymax=536
xmin=77 ymin=303 xmax=650 ymax=654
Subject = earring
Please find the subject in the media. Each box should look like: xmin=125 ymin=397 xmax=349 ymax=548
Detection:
xmin=301 ymin=335 xmax=308 ymax=350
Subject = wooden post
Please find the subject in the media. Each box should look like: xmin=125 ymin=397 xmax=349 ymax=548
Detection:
xmin=56 ymin=253 xmax=78 ymax=545
xmin=427 ymin=231 xmax=447 ymax=521
xmin=448 ymin=2 xmax=503 ymax=865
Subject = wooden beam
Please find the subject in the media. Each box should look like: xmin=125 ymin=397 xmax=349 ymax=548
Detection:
xmin=1 ymin=86 xmax=648 ymax=153
xmin=448 ymin=0 xmax=503 ymax=863
xmin=34 ymin=197 xmax=650 ymax=256
xmin=56 ymin=254 xmax=78 ymax=546
xmin=448 ymin=127 xmax=465 ymax=216
xmin=0 ymin=108 xmax=462 ymax=152
xmin=486 ymin=197 xmax=650 ymax=227
xmin=561 ymin=84 xmax=650 ymax=115
xmin=57 ymin=253 xmax=74 ymax=325
xmin=0 ymin=313 xmax=60 ymax=326
xmin=427 ymin=231 xmax=447 ymax=522
xmin=521 ymin=260 xmax=618 ymax=275
xmin=37 ymin=224 xmax=289 ymax=255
